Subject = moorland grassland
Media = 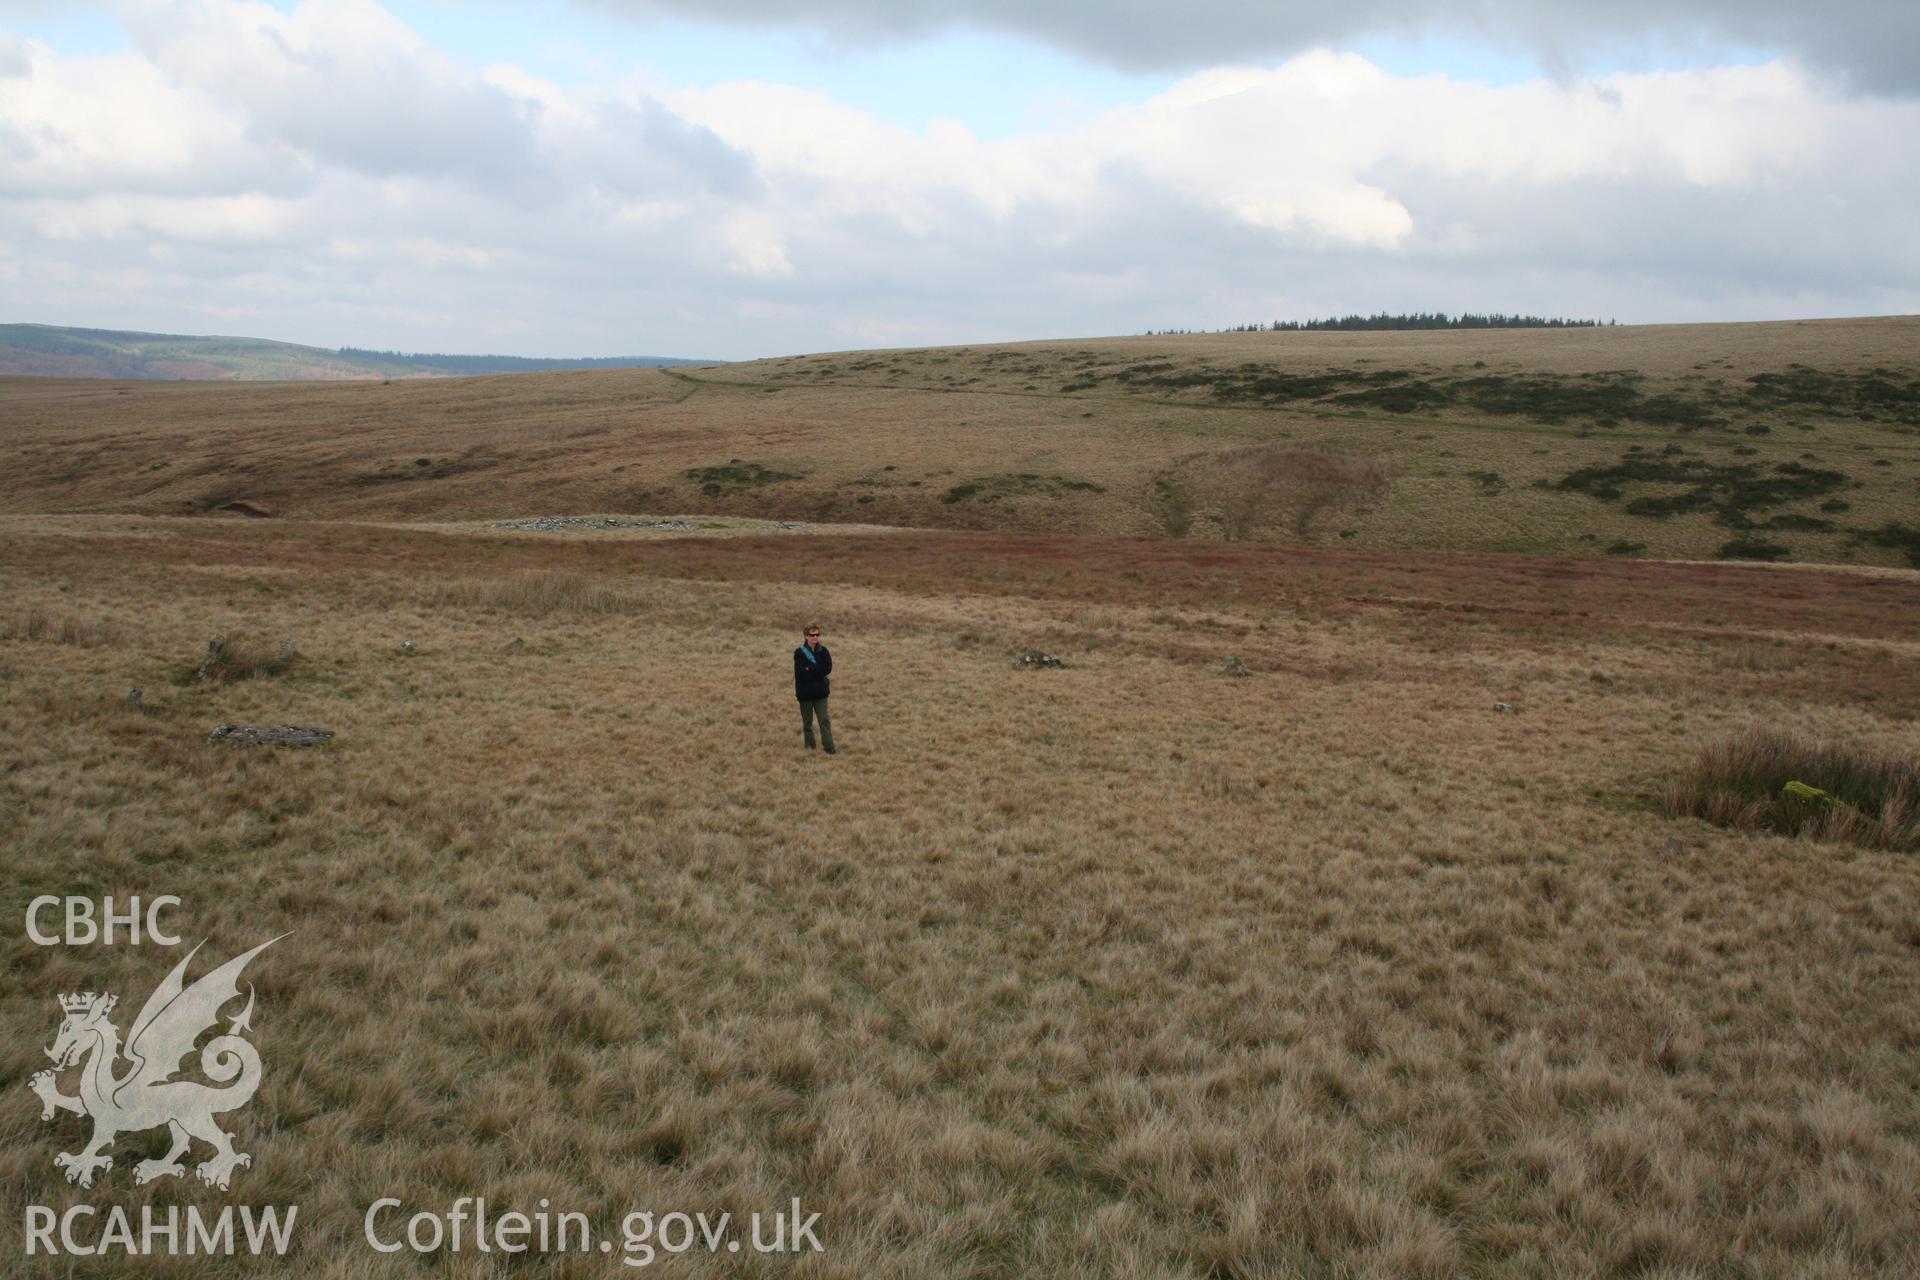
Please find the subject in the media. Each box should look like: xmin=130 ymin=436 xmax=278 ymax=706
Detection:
xmin=4 ymin=317 xmax=1919 ymax=563
xmin=2 ymin=319 xmax=1919 ymax=1278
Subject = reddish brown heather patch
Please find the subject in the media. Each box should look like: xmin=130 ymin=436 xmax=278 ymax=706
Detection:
xmin=10 ymin=517 xmax=1918 ymax=649
xmin=603 ymin=531 xmax=1920 ymax=642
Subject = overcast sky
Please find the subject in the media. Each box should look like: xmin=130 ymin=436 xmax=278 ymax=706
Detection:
xmin=2 ymin=0 xmax=1916 ymax=359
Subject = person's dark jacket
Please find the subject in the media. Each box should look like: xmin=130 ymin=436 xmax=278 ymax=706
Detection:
xmin=794 ymin=642 xmax=831 ymax=701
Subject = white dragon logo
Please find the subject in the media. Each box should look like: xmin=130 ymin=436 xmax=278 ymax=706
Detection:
xmin=27 ymin=936 xmax=282 ymax=1190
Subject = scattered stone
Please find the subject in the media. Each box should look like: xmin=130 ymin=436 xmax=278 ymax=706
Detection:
xmin=125 ymin=687 xmax=142 ymax=706
xmin=487 ymin=515 xmax=814 ymax=534
xmin=1014 ymin=650 xmax=1065 ymax=669
xmin=196 ymin=636 xmax=227 ymax=684
xmin=1224 ymin=656 xmax=1251 ymax=677
xmin=278 ymin=639 xmax=298 ymax=660
xmin=1493 ymin=701 xmax=1515 ymax=713
xmin=1661 ymin=835 xmax=1685 ymax=856
xmin=505 ymin=637 xmax=525 ymax=651
xmin=399 ymin=640 xmax=414 ymax=655
xmin=208 ymin=724 xmax=333 ymax=748
xmin=488 ymin=516 xmax=699 ymax=532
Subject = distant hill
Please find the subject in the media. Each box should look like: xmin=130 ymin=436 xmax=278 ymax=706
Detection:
xmin=0 ymin=324 xmax=717 ymax=381
xmin=3 ymin=317 xmax=1917 ymax=567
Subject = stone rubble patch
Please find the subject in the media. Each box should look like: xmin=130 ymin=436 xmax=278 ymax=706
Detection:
xmin=486 ymin=516 xmax=808 ymax=532
xmin=208 ymin=724 xmax=334 ymax=748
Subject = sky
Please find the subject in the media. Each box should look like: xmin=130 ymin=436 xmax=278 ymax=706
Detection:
xmin=1 ymin=1 xmax=1916 ymax=359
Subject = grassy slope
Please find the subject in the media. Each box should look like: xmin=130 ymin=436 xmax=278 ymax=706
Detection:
xmin=2 ymin=317 xmax=1916 ymax=564
xmin=0 ymin=324 xmax=708 ymax=382
xmin=0 ymin=325 xmax=430 ymax=381
xmin=1 ymin=518 xmax=1917 ymax=1277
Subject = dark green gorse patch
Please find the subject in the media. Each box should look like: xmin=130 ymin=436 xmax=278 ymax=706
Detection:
xmin=1852 ymin=522 xmax=1920 ymax=567
xmin=942 ymin=473 xmax=1106 ymax=505
xmin=685 ymin=459 xmax=801 ymax=496
xmin=1555 ymin=454 xmax=1850 ymax=529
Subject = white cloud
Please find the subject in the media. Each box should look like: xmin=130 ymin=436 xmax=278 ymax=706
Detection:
xmin=0 ymin=28 xmax=31 ymax=76
xmin=584 ymin=0 xmax=1920 ymax=95
xmin=1 ymin=1 xmax=1916 ymax=357
xmin=718 ymin=209 xmax=792 ymax=278
xmin=28 ymin=191 xmax=298 ymax=242
xmin=114 ymin=0 xmax=548 ymax=187
xmin=0 ymin=39 xmax=302 ymax=197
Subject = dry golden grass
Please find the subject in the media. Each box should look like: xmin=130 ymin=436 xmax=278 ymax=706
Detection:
xmin=3 ymin=515 xmax=1919 ymax=1277
xmin=1663 ymin=729 xmax=1920 ymax=852
xmin=3 ymin=317 xmax=1917 ymax=564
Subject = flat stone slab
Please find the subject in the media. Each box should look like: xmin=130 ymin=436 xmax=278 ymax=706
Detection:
xmin=208 ymin=724 xmax=334 ymax=748
xmin=488 ymin=516 xmax=697 ymax=532
xmin=483 ymin=515 xmax=810 ymax=534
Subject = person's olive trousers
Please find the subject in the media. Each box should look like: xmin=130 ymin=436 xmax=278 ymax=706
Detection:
xmin=799 ymin=698 xmax=835 ymax=752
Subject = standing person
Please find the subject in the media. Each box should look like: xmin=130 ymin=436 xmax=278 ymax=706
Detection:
xmin=794 ymin=623 xmax=836 ymax=754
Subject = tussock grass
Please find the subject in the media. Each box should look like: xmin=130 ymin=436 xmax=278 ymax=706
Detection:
xmin=1663 ymin=728 xmax=1920 ymax=852
xmin=181 ymin=634 xmax=297 ymax=684
xmin=431 ymin=571 xmax=643 ymax=617
xmin=4 ymin=484 xmax=1920 ymax=1275
xmin=1708 ymin=641 xmax=1799 ymax=674
xmin=1 ymin=607 xmax=127 ymax=648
